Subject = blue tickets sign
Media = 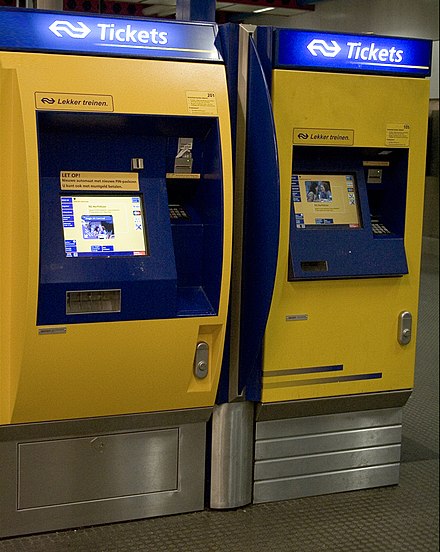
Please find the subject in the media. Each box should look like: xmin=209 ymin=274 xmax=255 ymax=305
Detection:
xmin=276 ymin=29 xmax=432 ymax=77
xmin=0 ymin=8 xmax=221 ymax=62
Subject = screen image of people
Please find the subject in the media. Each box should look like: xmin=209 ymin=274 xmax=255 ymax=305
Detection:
xmin=82 ymin=215 xmax=115 ymax=239
xmin=306 ymin=180 xmax=332 ymax=202
xmin=61 ymin=195 xmax=147 ymax=257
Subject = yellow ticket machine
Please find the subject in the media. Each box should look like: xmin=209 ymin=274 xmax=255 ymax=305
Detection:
xmin=0 ymin=8 xmax=232 ymax=536
xmin=216 ymin=27 xmax=431 ymax=507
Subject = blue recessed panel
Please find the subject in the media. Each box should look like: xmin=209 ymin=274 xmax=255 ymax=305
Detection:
xmin=275 ymin=29 xmax=432 ymax=77
xmin=36 ymin=112 xmax=224 ymax=325
xmin=289 ymin=147 xmax=409 ymax=280
xmin=0 ymin=7 xmax=221 ymax=62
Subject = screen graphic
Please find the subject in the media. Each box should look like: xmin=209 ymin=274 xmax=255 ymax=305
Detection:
xmin=291 ymin=174 xmax=362 ymax=228
xmin=305 ymin=180 xmax=333 ymax=203
xmin=81 ymin=215 xmax=115 ymax=239
xmin=61 ymin=195 xmax=147 ymax=257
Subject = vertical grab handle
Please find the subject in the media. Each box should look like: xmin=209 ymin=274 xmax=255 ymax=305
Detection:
xmin=398 ymin=311 xmax=412 ymax=345
xmin=194 ymin=341 xmax=209 ymax=379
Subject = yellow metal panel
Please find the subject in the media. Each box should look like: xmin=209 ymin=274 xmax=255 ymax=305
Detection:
xmin=0 ymin=52 xmax=232 ymax=424
xmin=0 ymin=66 xmax=30 ymax=424
xmin=262 ymin=70 xmax=429 ymax=404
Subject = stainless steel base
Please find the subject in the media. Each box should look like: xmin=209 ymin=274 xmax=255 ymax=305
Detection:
xmin=210 ymin=401 xmax=254 ymax=509
xmin=0 ymin=408 xmax=211 ymax=538
xmin=253 ymin=407 xmax=403 ymax=504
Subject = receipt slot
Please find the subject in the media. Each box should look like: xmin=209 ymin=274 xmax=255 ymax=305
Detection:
xmin=212 ymin=26 xmax=431 ymax=508
xmin=0 ymin=9 xmax=232 ymax=536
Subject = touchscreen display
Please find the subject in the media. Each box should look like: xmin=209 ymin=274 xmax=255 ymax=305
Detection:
xmin=291 ymin=173 xmax=362 ymax=228
xmin=61 ymin=195 xmax=147 ymax=257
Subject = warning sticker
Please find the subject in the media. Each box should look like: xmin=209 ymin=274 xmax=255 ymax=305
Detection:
xmin=186 ymin=91 xmax=217 ymax=115
xmin=35 ymin=93 xmax=114 ymax=112
xmin=386 ymin=124 xmax=410 ymax=146
xmin=60 ymin=172 xmax=139 ymax=191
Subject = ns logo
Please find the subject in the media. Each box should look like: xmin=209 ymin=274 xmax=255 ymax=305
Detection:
xmin=297 ymin=132 xmax=309 ymax=139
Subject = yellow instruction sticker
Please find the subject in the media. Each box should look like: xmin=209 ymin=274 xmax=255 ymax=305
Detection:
xmin=35 ymin=93 xmax=114 ymax=112
xmin=186 ymin=91 xmax=217 ymax=115
xmin=293 ymin=128 xmax=354 ymax=146
xmin=386 ymin=124 xmax=410 ymax=146
xmin=60 ymin=172 xmax=139 ymax=191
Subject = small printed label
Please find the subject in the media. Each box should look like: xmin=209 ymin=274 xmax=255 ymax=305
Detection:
xmin=186 ymin=91 xmax=217 ymax=115
xmin=286 ymin=314 xmax=309 ymax=321
xmin=166 ymin=173 xmax=201 ymax=179
xmin=60 ymin=172 xmax=139 ymax=191
xmin=35 ymin=93 xmax=114 ymax=112
xmin=293 ymin=128 xmax=354 ymax=146
xmin=39 ymin=327 xmax=67 ymax=335
xmin=386 ymin=123 xmax=410 ymax=146
xmin=363 ymin=160 xmax=390 ymax=167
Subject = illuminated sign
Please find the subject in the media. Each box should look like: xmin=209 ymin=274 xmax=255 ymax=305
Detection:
xmin=276 ymin=29 xmax=432 ymax=76
xmin=0 ymin=8 xmax=221 ymax=62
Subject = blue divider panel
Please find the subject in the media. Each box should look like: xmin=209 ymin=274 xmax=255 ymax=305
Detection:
xmin=239 ymin=39 xmax=280 ymax=401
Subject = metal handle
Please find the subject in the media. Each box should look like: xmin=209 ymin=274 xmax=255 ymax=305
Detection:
xmin=398 ymin=311 xmax=412 ymax=345
xmin=194 ymin=342 xmax=209 ymax=379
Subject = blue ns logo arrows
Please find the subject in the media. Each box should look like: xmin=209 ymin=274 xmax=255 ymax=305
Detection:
xmin=49 ymin=21 xmax=91 ymax=39
xmin=307 ymin=39 xmax=341 ymax=58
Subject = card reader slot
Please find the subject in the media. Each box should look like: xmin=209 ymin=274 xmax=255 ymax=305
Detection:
xmin=300 ymin=261 xmax=328 ymax=272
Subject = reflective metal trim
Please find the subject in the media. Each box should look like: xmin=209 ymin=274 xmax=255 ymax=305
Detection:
xmin=253 ymin=407 xmax=403 ymax=503
xmin=256 ymin=391 xmax=412 ymax=421
xmin=0 ymin=407 xmax=212 ymax=441
xmin=264 ymin=365 xmax=343 ymax=377
xmin=210 ymin=401 xmax=254 ymax=509
xmin=228 ymin=24 xmax=251 ymax=402
xmin=0 ymin=408 xmax=212 ymax=537
xmin=264 ymin=372 xmax=382 ymax=389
